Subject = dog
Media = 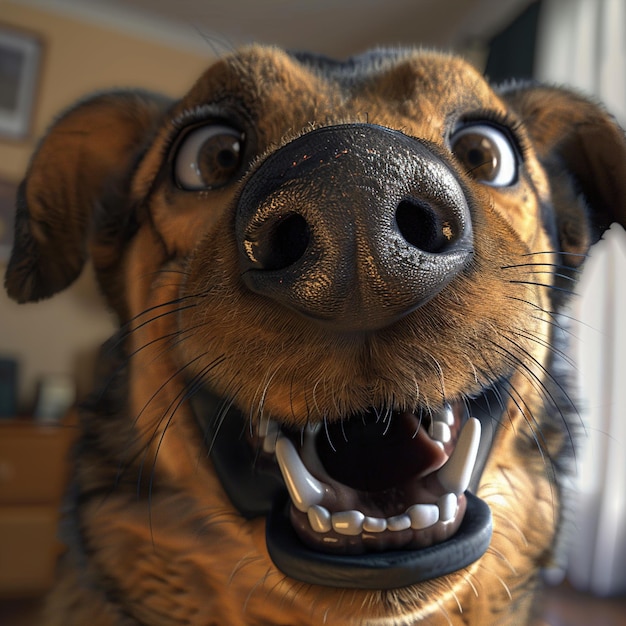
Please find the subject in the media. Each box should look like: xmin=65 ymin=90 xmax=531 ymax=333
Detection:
xmin=5 ymin=45 xmax=626 ymax=625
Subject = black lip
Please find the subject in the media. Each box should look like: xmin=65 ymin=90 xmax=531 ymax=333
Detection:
xmin=189 ymin=382 xmax=506 ymax=588
xmin=266 ymin=492 xmax=492 ymax=589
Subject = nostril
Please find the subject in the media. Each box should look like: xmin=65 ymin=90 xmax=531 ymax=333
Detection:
xmin=395 ymin=198 xmax=457 ymax=254
xmin=246 ymin=213 xmax=310 ymax=270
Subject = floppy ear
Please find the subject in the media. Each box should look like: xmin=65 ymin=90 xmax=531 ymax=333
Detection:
xmin=4 ymin=90 xmax=171 ymax=312
xmin=500 ymin=84 xmax=626 ymax=266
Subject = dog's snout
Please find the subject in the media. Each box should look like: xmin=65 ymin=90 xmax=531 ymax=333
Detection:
xmin=236 ymin=124 xmax=473 ymax=331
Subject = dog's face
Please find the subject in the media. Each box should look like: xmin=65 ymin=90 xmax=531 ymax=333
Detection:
xmin=6 ymin=47 xmax=626 ymax=625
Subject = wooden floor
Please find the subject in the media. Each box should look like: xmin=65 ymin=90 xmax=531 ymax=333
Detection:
xmin=1 ymin=583 xmax=625 ymax=625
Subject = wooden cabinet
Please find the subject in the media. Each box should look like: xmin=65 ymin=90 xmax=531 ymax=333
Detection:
xmin=0 ymin=419 xmax=75 ymax=596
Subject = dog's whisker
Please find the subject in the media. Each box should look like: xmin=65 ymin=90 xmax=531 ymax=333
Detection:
xmin=203 ymin=400 xmax=233 ymax=458
xmin=322 ymin=413 xmax=337 ymax=453
xmin=504 ymin=297 xmax=582 ymax=347
xmin=491 ymin=344 xmax=562 ymax=436
xmin=461 ymin=570 xmax=480 ymax=599
xmin=135 ymin=354 xmax=226 ymax=481
xmin=491 ymin=512 xmax=529 ymax=548
xmin=478 ymin=557 xmax=514 ymax=601
xmin=505 ymin=295 xmax=560 ymax=319
xmin=445 ymin=579 xmax=464 ymax=615
xmin=507 ymin=279 xmax=578 ymax=297
xmin=520 ymin=249 xmax=590 ymax=261
xmin=434 ymin=597 xmax=455 ymax=626
xmin=106 ymin=331 xmax=222 ymax=485
xmin=530 ymin=314 xmax=579 ymax=341
xmin=496 ymin=381 xmax=563 ymax=516
xmin=501 ymin=261 xmax=584 ymax=275
xmin=476 ymin=350 xmax=550 ymax=452
xmin=509 ymin=327 xmax=578 ymax=371
xmin=126 ymin=321 xmax=208 ymax=363
xmin=88 ymin=315 xmax=206 ymax=412
xmin=229 ymin=552 xmax=266 ymax=585
xmin=241 ymin=565 xmax=275 ymax=614
xmin=499 ymin=332 xmax=580 ymax=445
xmin=522 ymin=269 xmax=580 ymax=283
xmin=143 ymin=357 xmax=235 ymax=543
xmin=109 ymin=298 xmax=203 ymax=354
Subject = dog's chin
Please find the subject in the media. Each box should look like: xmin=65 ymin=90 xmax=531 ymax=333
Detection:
xmin=190 ymin=384 xmax=503 ymax=590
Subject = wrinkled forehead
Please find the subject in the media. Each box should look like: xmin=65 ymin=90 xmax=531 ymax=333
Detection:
xmin=175 ymin=46 xmax=505 ymax=143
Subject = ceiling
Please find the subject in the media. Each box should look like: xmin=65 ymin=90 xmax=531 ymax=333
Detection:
xmin=22 ymin=0 xmax=536 ymax=59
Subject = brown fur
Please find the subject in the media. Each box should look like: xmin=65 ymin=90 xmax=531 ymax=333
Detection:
xmin=5 ymin=46 xmax=626 ymax=625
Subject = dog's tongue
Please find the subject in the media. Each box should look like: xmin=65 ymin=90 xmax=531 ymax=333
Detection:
xmin=316 ymin=412 xmax=446 ymax=492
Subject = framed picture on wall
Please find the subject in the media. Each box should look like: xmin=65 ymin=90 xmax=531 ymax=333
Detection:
xmin=0 ymin=24 xmax=42 ymax=139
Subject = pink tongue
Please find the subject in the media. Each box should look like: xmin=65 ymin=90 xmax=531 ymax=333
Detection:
xmin=315 ymin=412 xmax=447 ymax=492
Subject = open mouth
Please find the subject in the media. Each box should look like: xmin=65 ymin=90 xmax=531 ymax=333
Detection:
xmin=190 ymin=387 xmax=500 ymax=589
xmin=262 ymin=404 xmax=479 ymax=554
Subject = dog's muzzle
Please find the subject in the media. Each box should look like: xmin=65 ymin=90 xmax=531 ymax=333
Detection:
xmin=236 ymin=123 xmax=473 ymax=332
xmin=192 ymin=124 xmax=496 ymax=589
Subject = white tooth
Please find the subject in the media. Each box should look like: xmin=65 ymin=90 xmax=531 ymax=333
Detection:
xmin=262 ymin=420 xmax=281 ymax=453
xmin=387 ymin=514 xmax=411 ymax=532
xmin=438 ymin=493 xmax=458 ymax=522
xmin=407 ymin=503 xmax=439 ymax=529
xmin=363 ymin=516 xmax=387 ymax=533
xmin=430 ymin=421 xmax=452 ymax=444
xmin=307 ymin=505 xmax=332 ymax=533
xmin=275 ymin=436 xmax=326 ymax=512
xmin=332 ymin=510 xmax=365 ymax=536
xmin=436 ymin=417 xmax=481 ymax=495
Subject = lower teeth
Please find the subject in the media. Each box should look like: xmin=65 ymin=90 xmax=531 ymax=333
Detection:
xmin=304 ymin=493 xmax=458 ymax=537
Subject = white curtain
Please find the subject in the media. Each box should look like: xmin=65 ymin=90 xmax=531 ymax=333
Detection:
xmin=535 ymin=0 xmax=626 ymax=596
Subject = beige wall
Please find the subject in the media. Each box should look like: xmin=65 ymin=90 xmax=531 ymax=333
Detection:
xmin=0 ymin=2 xmax=213 ymax=410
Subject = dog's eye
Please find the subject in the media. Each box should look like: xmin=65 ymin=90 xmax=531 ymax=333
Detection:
xmin=450 ymin=124 xmax=518 ymax=187
xmin=174 ymin=124 xmax=245 ymax=190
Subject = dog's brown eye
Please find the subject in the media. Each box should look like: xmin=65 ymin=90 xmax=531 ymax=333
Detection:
xmin=174 ymin=124 xmax=245 ymax=190
xmin=450 ymin=124 xmax=517 ymax=187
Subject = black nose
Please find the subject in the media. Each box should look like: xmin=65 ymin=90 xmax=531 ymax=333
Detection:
xmin=236 ymin=124 xmax=472 ymax=332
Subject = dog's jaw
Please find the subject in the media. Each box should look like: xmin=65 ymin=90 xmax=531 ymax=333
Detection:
xmin=190 ymin=383 xmax=504 ymax=589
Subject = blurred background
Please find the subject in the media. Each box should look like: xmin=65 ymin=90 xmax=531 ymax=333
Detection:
xmin=0 ymin=0 xmax=624 ymax=623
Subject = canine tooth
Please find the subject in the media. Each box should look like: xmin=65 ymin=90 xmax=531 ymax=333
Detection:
xmin=387 ymin=514 xmax=411 ymax=532
xmin=363 ymin=516 xmax=387 ymax=533
xmin=430 ymin=421 xmax=452 ymax=444
xmin=436 ymin=417 xmax=481 ymax=495
xmin=407 ymin=503 xmax=439 ymax=530
xmin=438 ymin=493 xmax=458 ymax=522
xmin=307 ymin=505 xmax=332 ymax=533
xmin=332 ymin=510 xmax=365 ymax=536
xmin=275 ymin=436 xmax=326 ymax=512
